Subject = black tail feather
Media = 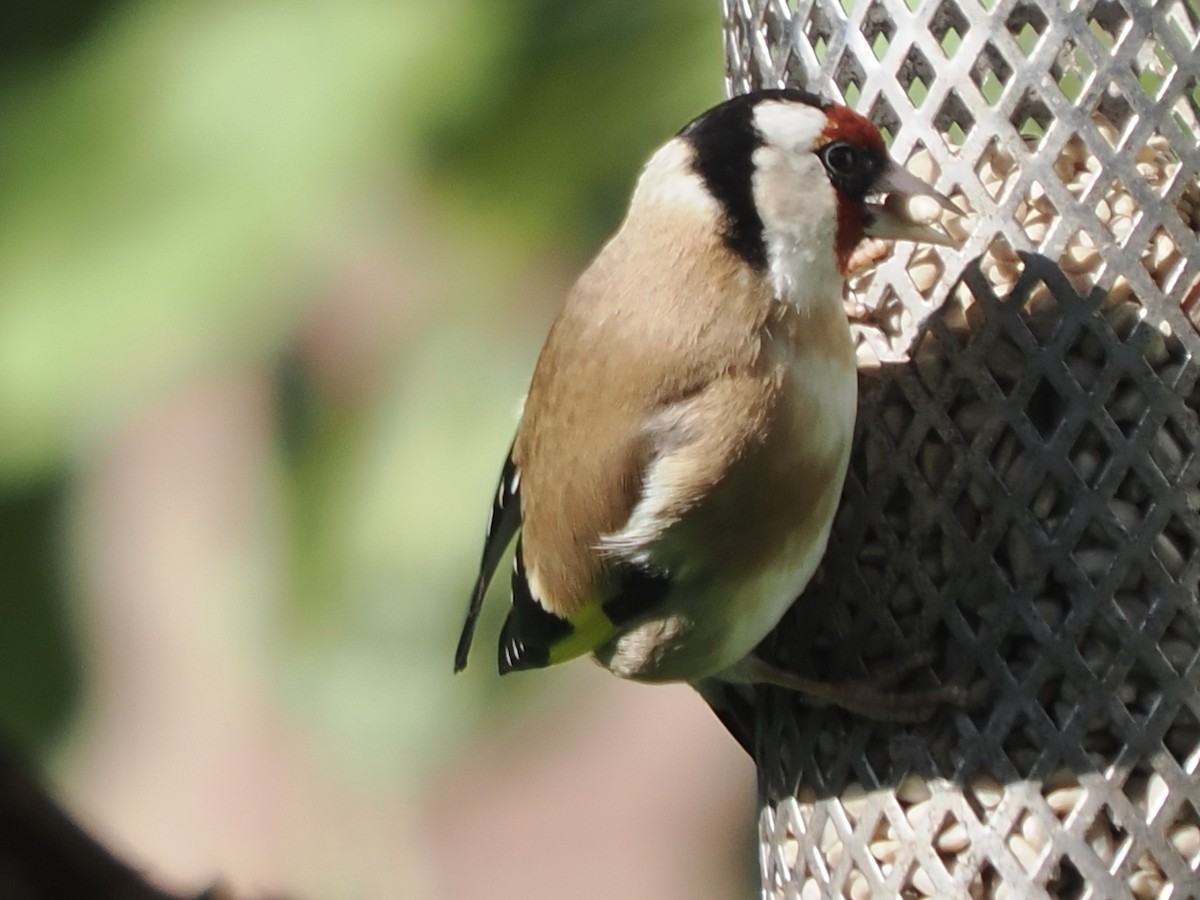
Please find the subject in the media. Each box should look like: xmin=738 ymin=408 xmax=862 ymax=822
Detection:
xmin=455 ymin=445 xmax=521 ymax=672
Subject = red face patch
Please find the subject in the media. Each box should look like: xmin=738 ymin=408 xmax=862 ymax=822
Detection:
xmin=820 ymin=105 xmax=887 ymax=155
xmin=827 ymin=196 xmax=866 ymax=275
xmin=820 ymin=105 xmax=887 ymax=274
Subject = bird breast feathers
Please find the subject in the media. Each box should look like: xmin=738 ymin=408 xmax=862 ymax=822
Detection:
xmin=513 ymin=135 xmax=855 ymax=618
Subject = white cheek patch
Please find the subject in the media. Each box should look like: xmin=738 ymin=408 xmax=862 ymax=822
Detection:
xmin=749 ymin=101 xmax=847 ymax=302
xmin=752 ymin=101 xmax=826 ymax=153
xmin=752 ymin=147 xmax=841 ymax=302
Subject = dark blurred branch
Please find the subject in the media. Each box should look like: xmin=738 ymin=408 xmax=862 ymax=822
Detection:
xmin=0 ymin=742 xmax=241 ymax=900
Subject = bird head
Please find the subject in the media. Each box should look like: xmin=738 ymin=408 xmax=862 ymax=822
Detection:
xmin=678 ymin=89 xmax=957 ymax=291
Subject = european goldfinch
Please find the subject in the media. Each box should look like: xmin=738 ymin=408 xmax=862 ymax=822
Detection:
xmin=455 ymin=89 xmax=958 ymax=743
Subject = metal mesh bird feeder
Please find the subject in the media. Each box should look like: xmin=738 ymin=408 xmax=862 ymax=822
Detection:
xmin=723 ymin=0 xmax=1200 ymax=896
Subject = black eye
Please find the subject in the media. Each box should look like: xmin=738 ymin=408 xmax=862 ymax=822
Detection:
xmin=820 ymin=140 xmax=882 ymax=198
xmin=822 ymin=141 xmax=860 ymax=177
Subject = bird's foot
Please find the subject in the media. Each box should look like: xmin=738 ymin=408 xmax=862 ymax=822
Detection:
xmin=734 ymin=653 xmax=964 ymax=724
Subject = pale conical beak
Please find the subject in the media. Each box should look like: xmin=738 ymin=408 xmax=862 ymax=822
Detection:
xmin=864 ymin=160 xmax=961 ymax=247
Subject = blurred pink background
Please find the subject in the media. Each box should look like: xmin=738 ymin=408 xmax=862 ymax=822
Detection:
xmin=0 ymin=1 xmax=759 ymax=897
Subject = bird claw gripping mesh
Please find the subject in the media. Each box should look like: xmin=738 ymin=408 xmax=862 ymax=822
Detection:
xmin=725 ymin=0 xmax=1200 ymax=896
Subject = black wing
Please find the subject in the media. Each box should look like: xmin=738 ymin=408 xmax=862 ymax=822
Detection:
xmin=454 ymin=445 xmax=521 ymax=672
xmin=497 ymin=538 xmax=573 ymax=673
xmin=497 ymin=556 xmax=674 ymax=673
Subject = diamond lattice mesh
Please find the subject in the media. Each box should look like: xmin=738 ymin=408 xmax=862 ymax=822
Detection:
xmin=726 ymin=0 xmax=1200 ymax=364
xmin=724 ymin=0 xmax=1200 ymax=896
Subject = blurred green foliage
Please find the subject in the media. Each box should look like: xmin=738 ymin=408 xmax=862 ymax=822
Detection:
xmin=427 ymin=0 xmax=723 ymax=253
xmin=0 ymin=0 xmax=722 ymax=772
xmin=0 ymin=475 xmax=79 ymax=754
xmin=0 ymin=0 xmax=470 ymax=479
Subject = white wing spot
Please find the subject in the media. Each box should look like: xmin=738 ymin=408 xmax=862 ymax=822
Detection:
xmin=596 ymin=453 xmax=679 ymax=565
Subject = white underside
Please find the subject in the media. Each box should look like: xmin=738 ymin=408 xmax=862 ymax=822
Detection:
xmin=600 ymin=332 xmax=855 ymax=682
